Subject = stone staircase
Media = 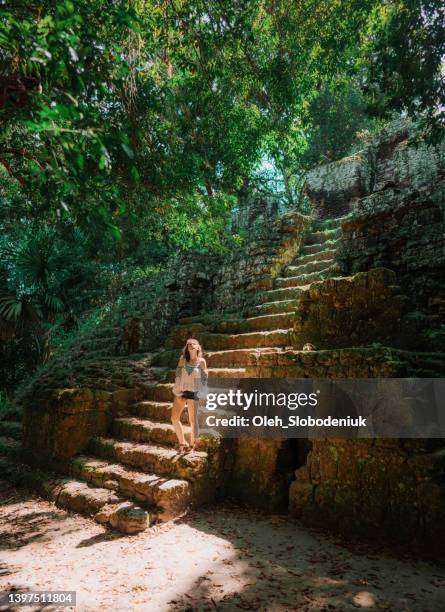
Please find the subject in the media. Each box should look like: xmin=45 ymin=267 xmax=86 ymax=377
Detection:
xmin=247 ymin=217 xmax=342 ymax=318
xmin=149 ymin=216 xmax=345 ymax=381
xmin=0 ymin=215 xmax=346 ymax=532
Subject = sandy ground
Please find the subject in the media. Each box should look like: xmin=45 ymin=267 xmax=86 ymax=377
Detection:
xmin=0 ymin=480 xmax=444 ymax=612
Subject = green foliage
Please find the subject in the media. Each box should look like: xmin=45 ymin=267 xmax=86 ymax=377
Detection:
xmin=2 ymin=0 xmax=443 ymax=243
xmin=362 ymin=0 xmax=445 ymax=139
xmin=0 ymin=389 xmax=21 ymax=420
xmin=1 ymin=0 xmax=382 ymax=250
xmin=299 ymin=82 xmax=382 ymax=168
xmin=0 ymin=1 xmax=139 ymax=221
xmin=0 ymin=331 xmax=40 ymax=394
xmin=1 ymin=224 xmax=91 ymax=318
xmin=1 ymin=0 xmax=444 ymax=395
xmin=0 ymin=0 xmax=267 ymax=247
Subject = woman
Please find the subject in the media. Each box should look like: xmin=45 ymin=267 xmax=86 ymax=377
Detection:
xmin=171 ymin=338 xmax=208 ymax=452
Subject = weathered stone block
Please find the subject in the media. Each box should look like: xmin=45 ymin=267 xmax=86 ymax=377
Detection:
xmin=289 ymin=438 xmax=445 ymax=552
xmin=292 ymin=268 xmax=416 ymax=350
xmin=22 ymin=388 xmax=114 ymax=464
xmin=99 ymin=501 xmax=149 ymax=534
xmin=305 ymin=150 xmax=371 ymax=218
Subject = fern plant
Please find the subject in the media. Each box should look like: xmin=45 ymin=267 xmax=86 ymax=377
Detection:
xmin=0 ymin=227 xmax=67 ymax=362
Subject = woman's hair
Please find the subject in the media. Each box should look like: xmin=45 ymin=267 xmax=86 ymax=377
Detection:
xmin=182 ymin=338 xmax=203 ymax=362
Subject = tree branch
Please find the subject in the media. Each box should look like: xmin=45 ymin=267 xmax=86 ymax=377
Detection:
xmin=0 ymin=159 xmax=25 ymax=184
xmin=2 ymin=148 xmax=49 ymax=170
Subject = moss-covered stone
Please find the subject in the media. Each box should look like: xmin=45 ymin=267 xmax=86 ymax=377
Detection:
xmin=292 ymin=268 xmax=421 ymax=350
xmin=22 ymin=388 xmax=115 ymax=462
xmin=289 ymin=438 xmax=445 ymax=552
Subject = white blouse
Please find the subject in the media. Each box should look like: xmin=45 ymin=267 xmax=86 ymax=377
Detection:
xmin=172 ymin=359 xmax=208 ymax=398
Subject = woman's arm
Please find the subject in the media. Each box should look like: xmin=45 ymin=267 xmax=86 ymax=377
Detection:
xmin=198 ymin=357 xmax=208 ymax=385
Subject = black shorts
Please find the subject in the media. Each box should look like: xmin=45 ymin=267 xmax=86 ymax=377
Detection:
xmin=181 ymin=390 xmax=198 ymax=400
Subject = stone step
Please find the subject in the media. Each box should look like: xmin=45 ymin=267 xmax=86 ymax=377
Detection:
xmin=208 ymin=366 xmax=250 ymax=377
xmin=312 ymin=214 xmax=351 ymax=230
xmin=305 ymin=227 xmax=341 ymax=244
xmin=164 ymin=367 xmax=248 ymax=382
xmin=129 ymin=401 xmax=186 ymax=423
xmin=166 ymin=313 xmax=293 ymax=346
xmin=68 ymin=455 xmax=191 ymax=521
xmin=165 ymin=322 xmax=208 ymax=349
xmin=201 ymin=330 xmax=293 ymax=351
xmin=293 ymin=248 xmax=337 ymax=266
xmin=149 ymin=347 xmax=445 ymax=379
xmin=55 ymin=482 xmax=126 ymax=520
xmin=113 ymin=417 xmax=185 ymax=447
xmin=138 ymin=365 xmax=249 ymax=403
xmin=275 ymin=269 xmax=334 ymax=289
xmin=0 ymin=455 xmax=150 ymax=534
xmin=151 ymin=346 xmax=286 ymax=369
xmin=139 ymin=382 xmax=175 ymax=403
xmin=165 ymin=312 xmax=292 ymax=342
xmin=210 ymin=312 xmax=294 ymax=334
xmin=0 ymin=421 xmax=22 ymax=440
xmin=178 ymin=314 xmax=215 ymax=325
xmin=262 ymin=285 xmax=310 ymax=302
xmin=246 ymin=299 xmax=298 ymax=317
xmin=160 ymin=330 xmax=295 ymax=352
xmin=89 ymin=436 xmax=211 ymax=482
xmin=300 ymin=239 xmax=340 ymax=255
xmin=205 ymin=347 xmax=287 ymax=368
xmin=127 ymin=401 xmax=232 ymax=431
xmin=284 ymin=258 xmax=334 ymax=277
xmin=112 ymin=417 xmax=216 ymax=449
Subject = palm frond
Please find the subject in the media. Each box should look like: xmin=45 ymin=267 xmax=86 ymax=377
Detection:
xmin=0 ymin=293 xmax=23 ymax=321
xmin=15 ymin=236 xmax=51 ymax=286
xmin=0 ymin=291 xmax=40 ymax=326
xmin=44 ymin=293 xmax=65 ymax=313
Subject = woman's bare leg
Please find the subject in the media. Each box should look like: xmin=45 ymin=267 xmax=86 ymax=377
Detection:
xmin=171 ymin=395 xmax=188 ymax=446
xmin=187 ymin=400 xmax=199 ymax=447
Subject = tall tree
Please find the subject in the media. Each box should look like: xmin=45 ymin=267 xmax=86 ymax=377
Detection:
xmin=362 ymin=0 xmax=445 ymax=138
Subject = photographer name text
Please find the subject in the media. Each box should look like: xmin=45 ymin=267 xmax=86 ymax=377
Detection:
xmin=205 ymin=414 xmax=367 ymax=428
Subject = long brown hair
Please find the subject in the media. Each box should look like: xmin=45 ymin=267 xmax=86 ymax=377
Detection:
xmin=182 ymin=337 xmax=203 ymax=362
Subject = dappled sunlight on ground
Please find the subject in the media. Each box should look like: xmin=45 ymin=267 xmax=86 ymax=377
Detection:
xmin=1 ymin=480 xmax=444 ymax=611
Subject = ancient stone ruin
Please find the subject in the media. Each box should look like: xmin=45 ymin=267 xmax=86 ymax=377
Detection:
xmin=1 ymin=121 xmax=444 ymax=549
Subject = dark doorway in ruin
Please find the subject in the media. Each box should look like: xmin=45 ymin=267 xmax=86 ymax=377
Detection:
xmin=275 ymin=438 xmax=312 ymax=511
